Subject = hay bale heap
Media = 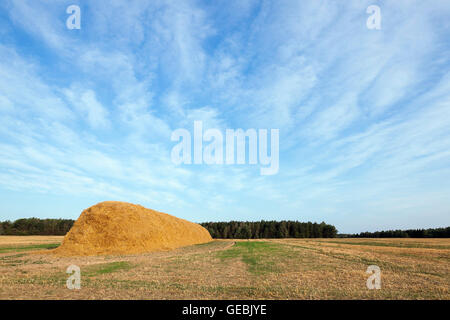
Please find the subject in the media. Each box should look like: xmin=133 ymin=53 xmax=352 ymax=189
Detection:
xmin=52 ymin=201 xmax=212 ymax=256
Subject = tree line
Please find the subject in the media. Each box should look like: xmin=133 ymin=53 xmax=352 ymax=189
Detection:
xmin=200 ymin=221 xmax=338 ymax=238
xmin=350 ymin=227 xmax=450 ymax=238
xmin=0 ymin=218 xmax=74 ymax=235
xmin=0 ymin=218 xmax=338 ymax=238
xmin=0 ymin=217 xmax=448 ymax=238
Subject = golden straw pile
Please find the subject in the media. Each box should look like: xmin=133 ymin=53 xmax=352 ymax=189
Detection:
xmin=51 ymin=201 xmax=212 ymax=256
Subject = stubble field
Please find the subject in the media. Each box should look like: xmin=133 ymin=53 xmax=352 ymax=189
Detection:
xmin=0 ymin=236 xmax=448 ymax=299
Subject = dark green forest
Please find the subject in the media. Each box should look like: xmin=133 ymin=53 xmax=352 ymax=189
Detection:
xmin=0 ymin=217 xmax=448 ymax=238
xmin=0 ymin=218 xmax=74 ymax=235
xmin=351 ymin=227 xmax=450 ymax=238
xmin=200 ymin=221 xmax=338 ymax=238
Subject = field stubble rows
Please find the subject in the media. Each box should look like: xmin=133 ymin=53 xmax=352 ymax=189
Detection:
xmin=0 ymin=236 xmax=448 ymax=299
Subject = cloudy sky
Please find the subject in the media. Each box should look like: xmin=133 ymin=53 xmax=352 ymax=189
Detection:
xmin=0 ymin=0 xmax=449 ymax=233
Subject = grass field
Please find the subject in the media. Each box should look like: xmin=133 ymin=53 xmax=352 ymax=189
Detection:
xmin=0 ymin=236 xmax=448 ymax=299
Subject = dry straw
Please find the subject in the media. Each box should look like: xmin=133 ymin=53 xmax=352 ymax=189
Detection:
xmin=51 ymin=201 xmax=212 ymax=256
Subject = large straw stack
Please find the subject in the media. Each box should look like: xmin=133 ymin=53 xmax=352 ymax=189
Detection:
xmin=51 ymin=201 xmax=212 ymax=256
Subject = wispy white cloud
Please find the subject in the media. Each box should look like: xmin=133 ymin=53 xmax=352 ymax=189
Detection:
xmin=63 ymin=86 xmax=110 ymax=129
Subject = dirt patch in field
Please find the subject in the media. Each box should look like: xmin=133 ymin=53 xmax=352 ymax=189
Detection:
xmin=48 ymin=201 xmax=212 ymax=256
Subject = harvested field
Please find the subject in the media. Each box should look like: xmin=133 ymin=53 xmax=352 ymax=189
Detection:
xmin=0 ymin=236 xmax=63 ymax=246
xmin=0 ymin=237 xmax=448 ymax=299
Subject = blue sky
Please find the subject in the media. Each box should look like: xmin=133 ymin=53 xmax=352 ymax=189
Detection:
xmin=0 ymin=0 xmax=449 ymax=233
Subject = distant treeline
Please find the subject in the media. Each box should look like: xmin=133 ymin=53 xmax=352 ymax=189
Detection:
xmin=349 ymin=227 xmax=450 ymax=238
xmin=200 ymin=221 xmax=338 ymax=238
xmin=0 ymin=218 xmax=337 ymax=238
xmin=0 ymin=218 xmax=74 ymax=235
xmin=1 ymin=218 xmax=448 ymax=239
